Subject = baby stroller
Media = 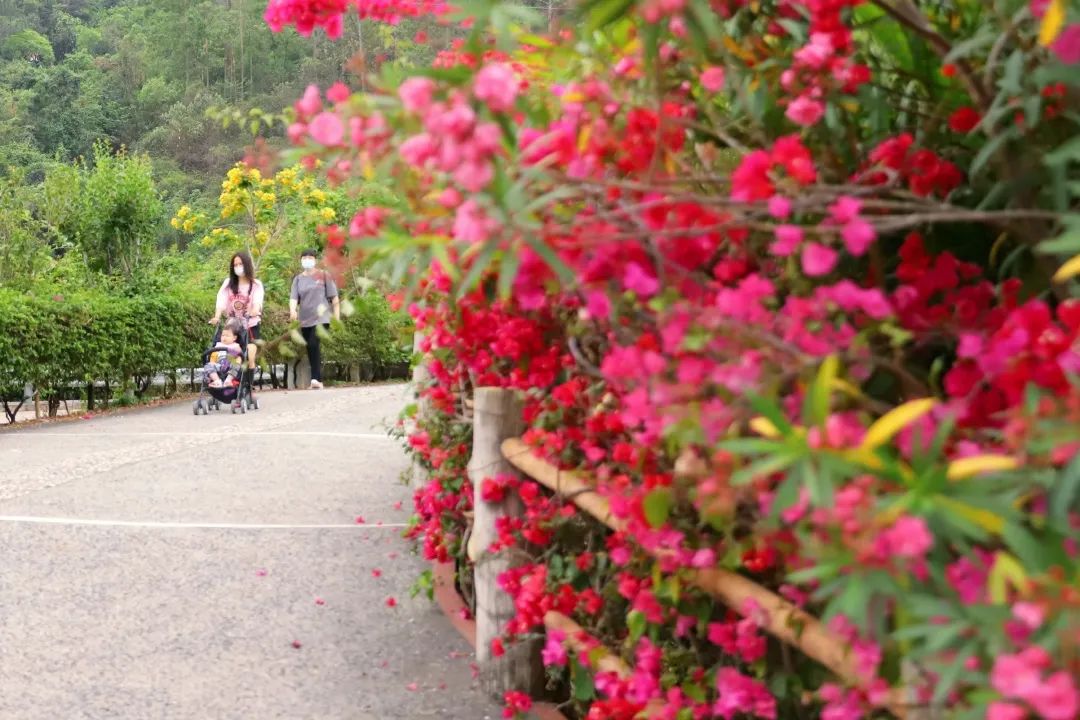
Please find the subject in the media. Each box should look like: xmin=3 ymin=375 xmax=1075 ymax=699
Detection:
xmin=192 ymin=320 xmax=261 ymax=416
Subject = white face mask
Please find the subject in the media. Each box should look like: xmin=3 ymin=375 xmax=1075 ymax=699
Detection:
xmin=233 ymin=265 xmax=245 ymax=277
xmin=301 ymin=258 xmax=316 ymax=270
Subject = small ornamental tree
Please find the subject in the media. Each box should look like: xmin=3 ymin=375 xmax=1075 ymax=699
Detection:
xmin=266 ymin=1 xmax=1080 ymax=718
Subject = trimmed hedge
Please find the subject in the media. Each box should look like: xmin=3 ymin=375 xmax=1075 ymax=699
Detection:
xmin=0 ymin=288 xmax=207 ymax=402
xmin=0 ymin=286 xmax=412 ymax=408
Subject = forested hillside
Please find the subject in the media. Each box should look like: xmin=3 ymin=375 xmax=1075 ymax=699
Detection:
xmin=0 ymin=0 xmax=443 ymax=204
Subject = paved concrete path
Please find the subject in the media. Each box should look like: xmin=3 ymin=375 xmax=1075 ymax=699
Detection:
xmin=0 ymin=385 xmax=501 ymax=720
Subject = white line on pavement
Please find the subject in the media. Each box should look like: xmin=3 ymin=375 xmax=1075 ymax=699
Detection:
xmin=0 ymin=515 xmax=409 ymax=530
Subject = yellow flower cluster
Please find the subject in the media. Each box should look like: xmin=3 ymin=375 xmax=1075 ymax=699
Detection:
xmin=170 ymin=205 xmax=205 ymax=233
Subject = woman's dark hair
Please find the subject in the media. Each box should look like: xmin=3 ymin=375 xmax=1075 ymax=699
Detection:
xmin=300 ymin=248 xmax=318 ymax=258
xmin=229 ymin=252 xmax=255 ymax=295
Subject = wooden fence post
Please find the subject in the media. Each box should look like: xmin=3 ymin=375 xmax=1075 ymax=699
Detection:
xmin=467 ymin=387 xmax=544 ymax=701
xmin=409 ymin=330 xmax=432 ymax=488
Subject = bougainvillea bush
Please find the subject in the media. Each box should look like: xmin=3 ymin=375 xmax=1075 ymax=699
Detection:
xmin=267 ymin=0 xmax=1080 ymax=717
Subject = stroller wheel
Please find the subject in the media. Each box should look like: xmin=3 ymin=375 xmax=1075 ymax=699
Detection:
xmin=231 ymin=402 xmax=239 ymax=414
xmin=252 ymin=398 xmax=261 ymax=411
xmin=192 ymin=400 xmax=201 ymax=416
xmin=239 ymin=401 xmax=247 ymax=414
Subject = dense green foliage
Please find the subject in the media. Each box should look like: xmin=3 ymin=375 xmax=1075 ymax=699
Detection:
xmin=0 ymin=2 xmax=418 ymax=417
xmin=0 ymin=0 xmax=455 ymax=203
xmin=0 ymin=286 xmax=206 ymax=416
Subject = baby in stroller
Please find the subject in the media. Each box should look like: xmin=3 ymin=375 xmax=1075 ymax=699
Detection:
xmin=204 ymin=319 xmax=244 ymax=389
xmin=193 ymin=318 xmax=261 ymax=415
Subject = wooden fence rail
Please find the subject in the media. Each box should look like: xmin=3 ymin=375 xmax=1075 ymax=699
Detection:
xmin=467 ymin=387 xmax=913 ymax=718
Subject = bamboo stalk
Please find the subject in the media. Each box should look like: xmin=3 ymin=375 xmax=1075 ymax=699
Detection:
xmin=504 ymin=438 xmax=909 ymax=717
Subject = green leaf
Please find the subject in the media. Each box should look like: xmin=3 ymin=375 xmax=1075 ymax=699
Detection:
xmin=523 ymin=235 xmax=575 ymax=286
xmin=1037 ymin=229 xmax=1080 ymax=256
xmin=458 ymin=242 xmax=498 ymax=298
xmin=1049 ymin=452 xmax=1080 ymax=530
xmin=853 ymin=4 xmax=913 ymax=73
xmin=731 ymin=453 xmax=798 ymax=486
xmin=1045 ymin=135 xmax=1080 ymax=167
xmin=571 ymin=656 xmax=597 ymax=701
xmin=999 ymin=49 xmax=1024 ymax=94
xmin=803 ymin=355 xmax=838 ymax=426
xmin=582 ymin=0 xmax=635 ymax=32
xmin=745 ymin=392 xmax=795 ymax=436
xmin=718 ymin=438 xmax=785 ymax=455
xmin=627 ymin=609 xmax=647 ymax=644
xmin=970 ymin=132 xmax=1009 ymax=177
xmin=643 ymin=487 xmax=673 ymax=528
xmin=496 ymin=249 xmax=521 ymax=301
xmin=943 ymin=29 xmax=997 ymax=63
xmin=932 ymin=642 xmax=975 ymax=704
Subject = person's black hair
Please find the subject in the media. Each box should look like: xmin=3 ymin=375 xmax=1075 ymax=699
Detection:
xmin=229 ymin=251 xmax=255 ymax=295
xmin=300 ymin=248 xmax=318 ymax=258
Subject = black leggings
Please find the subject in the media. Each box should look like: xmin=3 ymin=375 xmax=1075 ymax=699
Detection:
xmin=301 ymin=324 xmax=330 ymax=382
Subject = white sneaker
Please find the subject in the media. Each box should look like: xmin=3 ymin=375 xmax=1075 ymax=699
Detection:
xmin=310 ymin=380 xmax=324 ymax=389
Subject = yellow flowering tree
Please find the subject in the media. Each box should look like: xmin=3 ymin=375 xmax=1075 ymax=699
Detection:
xmin=171 ymin=162 xmax=339 ymax=274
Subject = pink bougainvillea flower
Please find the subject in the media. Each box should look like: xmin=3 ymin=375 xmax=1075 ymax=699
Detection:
xmin=255 ymin=568 xmax=268 ymax=577
xmin=306 ymin=110 xmax=343 ymax=145
xmin=541 ymin=630 xmax=568 ymax=666
xmin=314 ymin=597 xmax=326 ymax=606
xmin=355 ymin=515 xmax=366 ymax=524
xmin=714 ymin=667 xmax=777 ymax=720
xmin=802 ymin=242 xmax=838 ymax=276
xmin=987 ymin=702 xmax=1027 ymax=720
xmin=841 ymin=219 xmax=877 ymax=256
xmin=406 ymin=682 xmax=419 ymax=692
xmin=1051 ymin=24 xmax=1080 ymax=64
xmin=453 ymin=200 xmax=497 ymax=243
xmin=701 ymin=66 xmax=726 ymax=91
xmin=326 ymin=81 xmax=350 ymax=104
xmin=474 ymin=63 xmax=519 ymax=112
xmin=399 ymin=77 xmax=436 ymax=114
xmin=1032 ymin=672 xmax=1080 ymax=720
xmin=291 ymin=640 xmax=302 ymax=649
xmin=623 ymin=262 xmax=660 ymax=297
xmin=585 ymin=290 xmax=612 ymax=320
xmin=1013 ymin=601 xmax=1045 ymax=629
xmin=295 ymin=84 xmax=322 ymax=116
xmin=385 ymin=596 xmax=398 ymax=608
xmin=771 ymin=225 xmax=803 ymax=256
xmin=768 ymin=195 xmax=793 ymax=219
xmin=502 ymin=691 xmax=533 ymax=718
xmin=786 ymin=95 xmax=825 ymax=127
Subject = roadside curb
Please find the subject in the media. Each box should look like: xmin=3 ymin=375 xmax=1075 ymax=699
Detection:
xmin=430 ymin=561 xmax=568 ymax=720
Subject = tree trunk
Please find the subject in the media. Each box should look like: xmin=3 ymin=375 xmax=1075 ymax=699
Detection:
xmin=466 ymin=387 xmax=545 ymax=702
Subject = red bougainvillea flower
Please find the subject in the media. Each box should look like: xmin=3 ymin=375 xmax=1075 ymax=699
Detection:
xmin=948 ymin=106 xmax=982 ymax=133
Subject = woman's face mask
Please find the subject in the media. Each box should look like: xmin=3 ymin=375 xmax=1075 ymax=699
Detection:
xmin=233 ymin=264 xmax=245 ymax=277
xmin=301 ymin=258 xmax=316 ymax=270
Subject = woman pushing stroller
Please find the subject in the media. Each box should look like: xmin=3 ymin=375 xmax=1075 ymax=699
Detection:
xmin=209 ymin=251 xmax=264 ymax=375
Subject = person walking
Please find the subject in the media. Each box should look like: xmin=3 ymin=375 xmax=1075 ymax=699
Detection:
xmin=289 ymin=249 xmax=341 ymax=390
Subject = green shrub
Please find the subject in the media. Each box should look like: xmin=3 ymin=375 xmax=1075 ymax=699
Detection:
xmin=0 ymin=288 xmax=205 ymax=403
